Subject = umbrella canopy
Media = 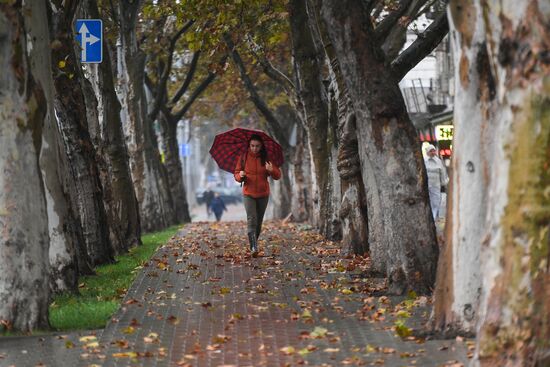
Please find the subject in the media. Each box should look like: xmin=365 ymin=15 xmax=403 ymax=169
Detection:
xmin=209 ymin=128 xmax=284 ymax=173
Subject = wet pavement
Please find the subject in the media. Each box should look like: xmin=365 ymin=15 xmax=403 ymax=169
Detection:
xmin=0 ymin=220 xmax=470 ymax=367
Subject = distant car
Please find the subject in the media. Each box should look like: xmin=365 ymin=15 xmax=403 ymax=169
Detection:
xmin=216 ymin=187 xmax=242 ymax=205
xmin=195 ymin=188 xmax=207 ymax=205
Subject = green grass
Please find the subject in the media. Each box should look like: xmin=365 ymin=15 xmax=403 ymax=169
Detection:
xmin=49 ymin=224 xmax=182 ymax=331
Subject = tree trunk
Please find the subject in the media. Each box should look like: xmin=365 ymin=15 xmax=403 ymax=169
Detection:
xmin=78 ymin=0 xmax=142 ymax=254
xmin=462 ymin=1 xmax=549 ymax=365
xmin=272 ymin=105 xmax=300 ymax=220
xmin=289 ymin=0 xmax=333 ymax=236
xmin=0 ymin=2 xmax=50 ymax=331
xmin=336 ymin=112 xmax=369 ymax=256
xmin=159 ymin=114 xmax=191 ymax=223
xmin=432 ymin=2 xmax=489 ymax=334
xmin=28 ymin=0 xmax=82 ymax=291
xmin=327 ymin=56 xmax=369 ymax=256
xmin=290 ymin=124 xmax=313 ymax=222
xmin=313 ymin=1 xmax=369 ymax=255
xmin=47 ymin=1 xmax=114 ymax=267
xmin=116 ymin=0 xmax=176 ymax=232
xmin=326 ymin=85 xmax=343 ymax=241
xmin=321 ymin=0 xmax=438 ymax=294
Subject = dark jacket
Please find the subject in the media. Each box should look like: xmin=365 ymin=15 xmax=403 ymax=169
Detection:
xmin=203 ymin=190 xmax=215 ymax=205
xmin=209 ymin=197 xmax=227 ymax=215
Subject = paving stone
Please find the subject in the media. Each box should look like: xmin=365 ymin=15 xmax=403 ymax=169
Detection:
xmin=0 ymin=221 xmax=469 ymax=367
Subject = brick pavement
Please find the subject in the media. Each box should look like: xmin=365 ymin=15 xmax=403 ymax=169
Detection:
xmin=0 ymin=221 xmax=470 ymax=367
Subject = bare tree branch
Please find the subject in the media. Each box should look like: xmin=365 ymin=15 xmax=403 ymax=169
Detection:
xmin=224 ymin=33 xmax=290 ymax=150
xmin=148 ymin=20 xmax=194 ymax=122
xmin=374 ymin=0 xmax=414 ymax=42
xmin=172 ymin=55 xmax=228 ymax=122
xmin=391 ymin=11 xmax=448 ymax=81
xmin=245 ymin=35 xmax=296 ymax=97
xmin=170 ymin=50 xmax=201 ymax=105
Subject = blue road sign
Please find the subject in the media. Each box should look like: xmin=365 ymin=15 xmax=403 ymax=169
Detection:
xmin=179 ymin=143 xmax=190 ymax=157
xmin=75 ymin=19 xmax=102 ymax=63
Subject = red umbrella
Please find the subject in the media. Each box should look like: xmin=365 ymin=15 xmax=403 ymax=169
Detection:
xmin=209 ymin=128 xmax=284 ymax=173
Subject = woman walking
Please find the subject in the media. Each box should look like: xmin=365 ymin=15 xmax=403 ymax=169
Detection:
xmin=234 ymin=134 xmax=281 ymax=257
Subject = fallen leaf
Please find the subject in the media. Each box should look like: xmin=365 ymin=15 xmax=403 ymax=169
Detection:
xmin=280 ymin=346 xmax=295 ymax=355
xmin=310 ymin=326 xmax=328 ymax=338
xmin=301 ymin=309 xmax=312 ymax=319
xmin=79 ymin=336 xmax=97 ymax=343
xmin=113 ymin=352 xmax=138 ymax=358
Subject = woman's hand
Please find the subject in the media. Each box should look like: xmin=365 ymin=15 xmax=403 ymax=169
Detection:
xmin=265 ymin=161 xmax=273 ymax=172
xmin=239 ymin=170 xmax=246 ymax=178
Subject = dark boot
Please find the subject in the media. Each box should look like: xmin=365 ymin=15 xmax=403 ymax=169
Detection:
xmin=247 ymin=232 xmax=258 ymax=257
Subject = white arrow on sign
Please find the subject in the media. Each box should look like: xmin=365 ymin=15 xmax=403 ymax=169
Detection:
xmin=79 ymin=23 xmax=100 ymax=62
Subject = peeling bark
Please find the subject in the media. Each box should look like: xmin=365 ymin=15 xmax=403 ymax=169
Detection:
xmin=466 ymin=1 xmax=550 ymax=365
xmin=0 ymin=2 xmax=50 ymax=331
xmin=46 ymin=1 xmax=114 ymax=267
xmin=78 ymin=0 xmax=142 ymax=254
xmin=432 ymin=1 xmax=488 ymax=335
xmin=28 ymin=0 xmax=81 ymax=292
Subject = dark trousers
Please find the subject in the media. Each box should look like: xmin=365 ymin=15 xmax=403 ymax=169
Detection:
xmin=243 ymin=195 xmax=269 ymax=239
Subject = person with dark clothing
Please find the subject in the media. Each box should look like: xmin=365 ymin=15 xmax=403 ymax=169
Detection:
xmin=203 ymin=189 xmax=215 ymax=217
xmin=209 ymin=192 xmax=227 ymax=222
xmin=234 ymin=134 xmax=281 ymax=257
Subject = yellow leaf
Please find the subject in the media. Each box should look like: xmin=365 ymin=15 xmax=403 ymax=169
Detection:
xmin=122 ymin=326 xmax=135 ymax=334
xmin=113 ymin=352 xmax=138 ymax=358
xmin=280 ymin=346 xmax=295 ymax=355
xmin=301 ymin=309 xmax=312 ymax=319
xmin=65 ymin=341 xmax=74 ymax=348
xmin=310 ymin=326 xmax=328 ymax=338
xmin=79 ymin=335 xmax=97 ymax=342
xmin=219 ymin=287 xmax=231 ymax=295
xmin=341 ymin=288 xmax=353 ymax=295
xmin=396 ymin=310 xmax=411 ymax=318
xmin=58 ymin=60 xmax=66 ymax=68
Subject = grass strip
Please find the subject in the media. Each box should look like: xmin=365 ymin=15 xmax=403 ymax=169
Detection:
xmin=49 ymin=224 xmax=182 ymax=331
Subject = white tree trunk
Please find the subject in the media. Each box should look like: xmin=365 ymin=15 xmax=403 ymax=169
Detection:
xmin=27 ymin=0 xmax=80 ymax=291
xmin=471 ymin=1 xmax=550 ymax=365
xmin=441 ymin=0 xmax=550 ymax=364
xmin=432 ymin=2 xmax=491 ymax=334
xmin=0 ymin=3 xmax=50 ymax=331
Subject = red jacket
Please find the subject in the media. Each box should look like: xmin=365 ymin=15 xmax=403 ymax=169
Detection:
xmin=234 ymin=151 xmax=281 ymax=198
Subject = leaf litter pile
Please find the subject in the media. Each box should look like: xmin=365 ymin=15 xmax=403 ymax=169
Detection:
xmin=76 ymin=221 xmax=470 ymax=367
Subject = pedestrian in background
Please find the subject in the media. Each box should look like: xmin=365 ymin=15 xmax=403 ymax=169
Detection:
xmin=424 ymin=144 xmax=449 ymax=220
xmin=234 ymin=134 xmax=281 ymax=257
xmin=203 ymin=188 xmax=215 ymax=218
xmin=209 ymin=192 xmax=227 ymax=222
